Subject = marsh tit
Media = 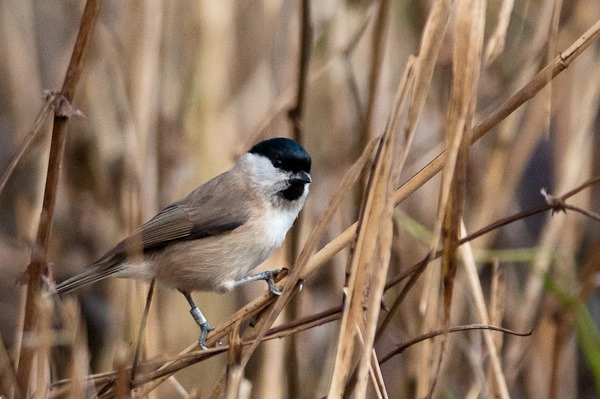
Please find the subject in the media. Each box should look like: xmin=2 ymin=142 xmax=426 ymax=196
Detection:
xmin=53 ymin=137 xmax=311 ymax=348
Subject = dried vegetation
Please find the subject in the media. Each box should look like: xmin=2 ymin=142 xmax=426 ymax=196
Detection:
xmin=1 ymin=0 xmax=600 ymax=398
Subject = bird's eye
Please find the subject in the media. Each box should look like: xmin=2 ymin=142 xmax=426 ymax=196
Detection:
xmin=273 ymin=159 xmax=283 ymax=168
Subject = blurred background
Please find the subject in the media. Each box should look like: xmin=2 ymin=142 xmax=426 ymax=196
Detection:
xmin=0 ymin=0 xmax=599 ymax=397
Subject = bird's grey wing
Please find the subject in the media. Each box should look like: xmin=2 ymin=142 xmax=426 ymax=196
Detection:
xmin=103 ymin=172 xmax=254 ymax=262
xmin=54 ymin=172 xmax=253 ymax=294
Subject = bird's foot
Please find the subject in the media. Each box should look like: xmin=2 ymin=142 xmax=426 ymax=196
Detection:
xmin=198 ymin=321 xmax=215 ymax=350
xmin=231 ymin=269 xmax=285 ymax=295
xmin=190 ymin=305 xmax=216 ymax=349
xmin=264 ymin=269 xmax=282 ymax=296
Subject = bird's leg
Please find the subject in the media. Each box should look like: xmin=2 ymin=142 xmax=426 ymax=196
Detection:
xmin=180 ymin=290 xmax=214 ymax=349
xmin=231 ymin=269 xmax=282 ymax=296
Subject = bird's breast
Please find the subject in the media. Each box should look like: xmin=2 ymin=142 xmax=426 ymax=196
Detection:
xmin=150 ymin=205 xmax=298 ymax=293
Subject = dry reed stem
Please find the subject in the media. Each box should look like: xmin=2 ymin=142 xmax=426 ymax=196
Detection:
xmin=459 ymin=221 xmax=510 ymax=399
xmin=440 ymin=0 xmax=484 ymax=322
xmin=284 ymin=1 xmax=312 ymax=394
xmin=114 ymin=345 xmax=130 ymax=399
xmin=415 ymin=258 xmax=441 ymax=398
xmin=16 ymin=0 xmax=102 ymax=393
xmin=544 ymin=0 xmax=563 ymax=139
xmin=369 ymin=348 xmax=389 ymax=399
xmin=328 ymin=137 xmax=391 ymax=397
xmin=328 ymin=57 xmax=415 ymax=396
xmin=429 ymin=0 xmax=485 ymax=395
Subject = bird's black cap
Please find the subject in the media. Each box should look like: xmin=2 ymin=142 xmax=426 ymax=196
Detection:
xmin=250 ymin=137 xmax=311 ymax=174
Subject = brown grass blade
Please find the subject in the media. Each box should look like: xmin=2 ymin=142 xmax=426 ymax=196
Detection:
xmin=405 ymin=0 xmax=452 ymax=138
xmin=484 ymin=0 xmax=516 ymax=65
xmin=131 ymin=278 xmax=157 ymax=383
xmin=328 ymin=126 xmax=394 ymax=399
xmin=425 ymin=0 xmax=485 ymax=395
xmin=328 ymin=54 xmax=411 ymax=398
xmin=440 ymin=0 xmax=484 ymax=324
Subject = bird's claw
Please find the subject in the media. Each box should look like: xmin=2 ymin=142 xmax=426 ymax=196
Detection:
xmin=198 ymin=322 xmax=215 ymax=350
xmin=266 ymin=269 xmax=282 ymax=296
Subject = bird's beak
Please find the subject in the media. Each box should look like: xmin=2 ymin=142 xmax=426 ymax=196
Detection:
xmin=291 ymin=170 xmax=312 ymax=184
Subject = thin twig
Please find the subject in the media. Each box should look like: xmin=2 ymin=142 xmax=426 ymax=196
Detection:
xmin=378 ymin=324 xmax=532 ymax=365
xmin=562 ymin=205 xmax=600 ymax=223
xmin=0 ymin=94 xmax=55 ymax=195
xmin=131 ymin=278 xmax=157 ymax=384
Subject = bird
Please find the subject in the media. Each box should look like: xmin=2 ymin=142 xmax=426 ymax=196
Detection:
xmin=52 ymin=137 xmax=311 ymax=348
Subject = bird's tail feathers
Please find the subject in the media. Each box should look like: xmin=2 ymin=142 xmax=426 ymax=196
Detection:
xmin=49 ymin=260 xmax=125 ymax=296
